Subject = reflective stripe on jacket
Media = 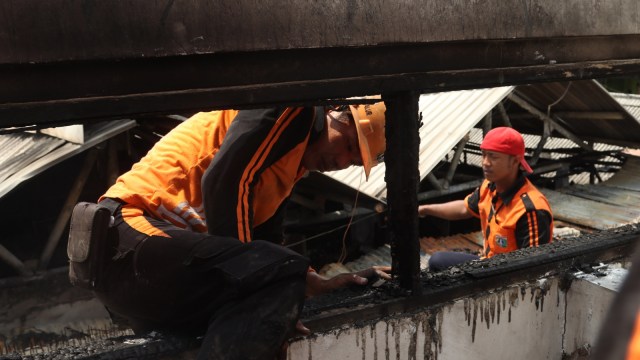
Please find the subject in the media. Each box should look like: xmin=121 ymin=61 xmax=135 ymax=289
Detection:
xmin=101 ymin=107 xmax=318 ymax=243
xmin=465 ymin=176 xmax=554 ymax=258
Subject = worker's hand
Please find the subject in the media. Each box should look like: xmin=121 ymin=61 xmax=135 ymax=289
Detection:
xmin=418 ymin=204 xmax=431 ymax=218
xmin=295 ymin=320 xmax=310 ymax=335
xmin=305 ymin=266 xmax=391 ymax=298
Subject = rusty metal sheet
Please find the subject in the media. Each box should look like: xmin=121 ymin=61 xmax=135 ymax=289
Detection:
xmin=558 ymin=184 xmax=640 ymax=208
xmin=542 ymin=189 xmax=640 ymax=230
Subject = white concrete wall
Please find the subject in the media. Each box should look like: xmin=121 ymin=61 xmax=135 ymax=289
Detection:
xmin=563 ymin=268 xmax=627 ymax=355
xmin=289 ymin=274 xmax=619 ymax=360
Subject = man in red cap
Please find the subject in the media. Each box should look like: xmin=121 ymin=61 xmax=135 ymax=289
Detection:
xmin=419 ymin=127 xmax=553 ymax=271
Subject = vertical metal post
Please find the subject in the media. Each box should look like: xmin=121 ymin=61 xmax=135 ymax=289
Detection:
xmin=384 ymin=92 xmax=421 ymax=294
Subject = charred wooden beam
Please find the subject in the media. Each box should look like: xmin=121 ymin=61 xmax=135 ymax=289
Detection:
xmin=5 ymin=56 xmax=640 ymax=128
xmin=384 ymin=92 xmax=421 ymax=294
xmin=1 ymin=1 xmax=640 ymax=128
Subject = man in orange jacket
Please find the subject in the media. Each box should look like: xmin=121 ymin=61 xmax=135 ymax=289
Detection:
xmin=88 ymin=100 xmax=390 ymax=360
xmin=418 ymin=127 xmax=553 ymax=271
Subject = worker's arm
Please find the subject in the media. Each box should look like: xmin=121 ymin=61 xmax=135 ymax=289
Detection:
xmin=418 ymin=200 xmax=473 ymax=220
xmin=515 ymin=210 xmax=553 ymax=248
xmin=291 ymin=266 xmax=391 ymax=335
xmin=304 ymin=266 xmax=392 ymax=298
xmin=202 ymin=107 xmax=314 ymax=242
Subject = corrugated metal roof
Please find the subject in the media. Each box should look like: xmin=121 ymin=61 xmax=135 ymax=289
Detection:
xmin=597 ymin=154 xmax=640 ymax=192
xmin=510 ymin=80 xmax=640 ymax=147
xmin=323 ymin=86 xmax=514 ymax=201
xmin=611 ymin=92 xmax=640 ymax=121
xmin=322 ymin=81 xmax=640 ymax=204
xmin=542 ymin=188 xmax=640 ymax=230
xmin=0 ymin=120 xmax=136 ymax=199
xmin=541 ymin=155 xmax=640 ymax=230
xmin=326 ymin=87 xmax=640 ymax=271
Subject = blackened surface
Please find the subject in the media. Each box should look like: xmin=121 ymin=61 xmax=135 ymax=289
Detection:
xmin=3 ymin=226 xmax=637 ymax=358
xmin=301 ymin=224 xmax=639 ymax=333
xmin=1 ymin=332 xmax=200 ymax=360
xmin=2 ymin=40 xmax=640 ymax=129
xmin=384 ymin=93 xmax=422 ymax=293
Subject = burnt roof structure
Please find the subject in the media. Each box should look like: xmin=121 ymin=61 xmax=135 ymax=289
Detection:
xmin=1 ymin=2 xmax=640 ymax=357
xmin=0 ymin=0 xmax=639 ymax=129
xmin=2 ymin=0 xmax=640 ymax=291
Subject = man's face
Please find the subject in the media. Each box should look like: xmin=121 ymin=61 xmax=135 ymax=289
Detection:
xmin=302 ymin=110 xmax=362 ymax=172
xmin=481 ymin=150 xmax=519 ymax=183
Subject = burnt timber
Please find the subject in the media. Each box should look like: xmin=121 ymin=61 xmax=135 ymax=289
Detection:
xmin=1 ymin=1 xmax=640 ymax=295
xmin=1 ymin=1 xmax=640 ymax=128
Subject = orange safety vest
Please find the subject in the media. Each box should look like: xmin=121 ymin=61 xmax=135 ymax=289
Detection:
xmin=627 ymin=311 xmax=640 ymax=360
xmin=101 ymin=108 xmax=315 ymax=242
xmin=466 ymin=177 xmax=553 ymax=258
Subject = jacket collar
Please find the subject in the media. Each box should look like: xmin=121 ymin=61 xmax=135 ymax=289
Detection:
xmin=488 ymin=173 xmax=527 ymax=205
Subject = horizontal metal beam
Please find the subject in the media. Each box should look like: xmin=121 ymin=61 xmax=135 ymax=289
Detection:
xmin=1 ymin=37 xmax=640 ymax=129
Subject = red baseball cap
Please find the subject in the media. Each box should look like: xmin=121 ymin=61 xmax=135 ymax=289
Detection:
xmin=480 ymin=127 xmax=533 ymax=174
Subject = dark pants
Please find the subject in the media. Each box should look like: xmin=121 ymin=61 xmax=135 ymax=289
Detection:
xmin=95 ymin=202 xmax=309 ymax=360
xmin=428 ymin=251 xmax=480 ymax=272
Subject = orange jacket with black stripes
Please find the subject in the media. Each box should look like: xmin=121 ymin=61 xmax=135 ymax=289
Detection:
xmin=465 ymin=174 xmax=554 ymax=258
xmin=101 ymin=107 xmax=322 ymax=243
xmin=627 ymin=311 xmax=640 ymax=360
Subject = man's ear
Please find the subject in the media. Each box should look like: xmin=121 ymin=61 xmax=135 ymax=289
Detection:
xmin=327 ymin=111 xmax=352 ymax=129
xmin=514 ymin=155 xmax=523 ymax=169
